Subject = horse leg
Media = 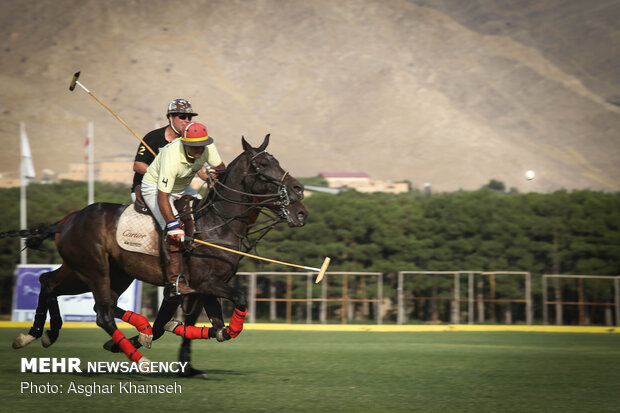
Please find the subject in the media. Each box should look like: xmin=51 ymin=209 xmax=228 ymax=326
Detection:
xmin=207 ymin=281 xmax=248 ymax=341
xmin=177 ymin=296 xmax=208 ymax=379
xmin=83 ymin=266 xmax=148 ymax=366
xmin=165 ymin=281 xmax=248 ymax=342
xmin=152 ymin=295 xmax=183 ymax=340
xmin=102 ymin=266 xmax=153 ymax=352
xmin=13 ymin=278 xmax=51 ymax=348
xmin=102 ymin=306 xmax=153 ymax=353
xmin=110 ymin=264 xmax=153 ymax=349
xmin=115 ymin=307 xmax=153 ymax=348
xmin=164 ymin=296 xmax=214 ymax=340
xmin=41 ymin=292 xmax=63 ymax=348
xmin=95 ymin=301 xmax=148 ymax=365
xmin=108 ymin=295 xmax=187 ymax=361
xmin=203 ymin=295 xmax=225 ymax=331
xmin=13 ymin=265 xmax=76 ymax=349
xmin=175 ymin=296 xmax=224 ymax=379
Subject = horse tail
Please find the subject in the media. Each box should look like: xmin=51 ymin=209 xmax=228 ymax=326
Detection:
xmin=26 ymin=222 xmax=63 ymax=249
xmin=0 ymin=211 xmax=78 ymax=250
xmin=0 ymin=222 xmax=61 ymax=249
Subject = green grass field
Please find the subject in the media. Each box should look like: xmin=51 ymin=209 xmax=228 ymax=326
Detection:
xmin=1 ymin=327 xmax=619 ymax=412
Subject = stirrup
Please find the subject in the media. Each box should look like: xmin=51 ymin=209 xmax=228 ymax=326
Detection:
xmin=169 ymin=274 xmax=196 ymax=296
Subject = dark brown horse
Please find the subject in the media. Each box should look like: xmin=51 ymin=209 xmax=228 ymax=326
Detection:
xmin=10 ymin=135 xmax=307 ymax=367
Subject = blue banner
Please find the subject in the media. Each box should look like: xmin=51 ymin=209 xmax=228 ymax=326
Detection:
xmin=12 ymin=264 xmax=142 ymax=322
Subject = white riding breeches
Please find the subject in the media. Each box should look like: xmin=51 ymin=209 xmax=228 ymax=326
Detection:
xmin=141 ymin=181 xmax=199 ymax=229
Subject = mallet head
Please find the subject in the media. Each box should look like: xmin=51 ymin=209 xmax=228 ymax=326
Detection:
xmin=315 ymin=257 xmax=331 ymax=284
xmin=69 ymin=72 xmax=81 ymax=91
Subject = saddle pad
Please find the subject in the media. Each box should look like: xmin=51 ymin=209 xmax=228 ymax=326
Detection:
xmin=116 ymin=206 xmax=160 ymax=256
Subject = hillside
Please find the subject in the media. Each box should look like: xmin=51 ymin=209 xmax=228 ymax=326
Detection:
xmin=1 ymin=0 xmax=619 ymax=192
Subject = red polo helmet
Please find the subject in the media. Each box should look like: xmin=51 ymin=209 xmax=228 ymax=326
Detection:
xmin=181 ymin=122 xmax=214 ymax=147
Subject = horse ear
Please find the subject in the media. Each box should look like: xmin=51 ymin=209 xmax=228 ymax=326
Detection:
xmin=242 ymin=136 xmax=252 ymax=152
xmin=258 ymin=133 xmax=270 ymax=152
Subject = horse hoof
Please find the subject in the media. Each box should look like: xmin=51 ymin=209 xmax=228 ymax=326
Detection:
xmin=139 ymin=333 xmax=153 ymax=349
xmin=41 ymin=331 xmax=53 ymax=348
xmin=215 ymin=327 xmax=228 ymax=342
xmin=137 ymin=356 xmax=151 ymax=375
xmin=164 ymin=320 xmax=183 ymax=333
xmin=12 ymin=333 xmax=36 ymax=349
xmin=103 ymin=338 xmax=120 ymax=353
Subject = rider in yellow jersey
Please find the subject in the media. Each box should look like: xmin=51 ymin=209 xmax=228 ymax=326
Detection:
xmin=141 ymin=122 xmax=225 ymax=295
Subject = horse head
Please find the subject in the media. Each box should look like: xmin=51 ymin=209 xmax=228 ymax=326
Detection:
xmin=235 ymin=134 xmax=307 ymax=227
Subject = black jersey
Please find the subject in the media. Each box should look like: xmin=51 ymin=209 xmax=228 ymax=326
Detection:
xmin=131 ymin=126 xmax=170 ymax=192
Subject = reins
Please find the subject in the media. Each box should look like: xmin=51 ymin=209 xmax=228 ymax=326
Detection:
xmin=192 ymin=149 xmax=293 ymax=218
xmin=180 ymin=148 xmax=295 ymax=256
xmin=176 ymin=146 xmax=330 ymax=284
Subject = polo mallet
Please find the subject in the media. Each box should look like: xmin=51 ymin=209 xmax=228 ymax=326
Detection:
xmin=69 ymin=71 xmax=156 ymax=156
xmin=68 ymin=72 xmax=330 ymax=281
xmin=187 ymin=237 xmax=330 ymax=283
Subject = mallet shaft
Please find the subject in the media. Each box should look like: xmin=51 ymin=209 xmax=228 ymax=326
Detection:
xmin=74 ymin=80 xmax=90 ymax=94
xmin=188 ymin=237 xmax=329 ymax=282
xmin=69 ymin=72 xmax=156 ymax=156
xmin=87 ymin=92 xmax=156 ymax=157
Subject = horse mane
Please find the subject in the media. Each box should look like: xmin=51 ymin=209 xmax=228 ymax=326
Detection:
xmin=193 ymin=147 xmax=251 ymax=217
xmin=217 ymin=147 xmax=251 ymax=184
xmin=220 ymin=152 xmax=245 ymax=181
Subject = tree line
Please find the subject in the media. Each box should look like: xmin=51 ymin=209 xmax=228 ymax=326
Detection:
xmin=252 ymin=185 xmax=620 ymax=274
xmin=244 ymin=183 xmax=620 ymax=324
xmin=1 ymin=180 xmax=618 ymax=323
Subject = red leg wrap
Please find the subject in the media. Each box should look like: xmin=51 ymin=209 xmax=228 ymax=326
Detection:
xmin=112 ymin=329 xmax=143 ymax=362
xmin=226 ymin=308 xmax=247 ymax=339
xmin=121 ymin=311 xmax=153 ymax=335
xmin=172 ymin=325 xmax=211 ymax=340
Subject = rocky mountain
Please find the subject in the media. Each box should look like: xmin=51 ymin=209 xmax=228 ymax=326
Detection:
xmin=1 ymin=0 xmax=619 ymax=192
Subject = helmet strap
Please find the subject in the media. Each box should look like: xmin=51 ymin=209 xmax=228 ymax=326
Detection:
xmin=169 ymin=117 xmax=180 ymax=136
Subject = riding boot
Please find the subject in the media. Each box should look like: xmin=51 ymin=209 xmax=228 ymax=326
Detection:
xmin=165 ymin=240 xmax=196 ymax=297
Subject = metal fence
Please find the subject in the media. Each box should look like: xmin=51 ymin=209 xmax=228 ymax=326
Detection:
xmin=397 ymin=271 xmax=533 ymax=325
xmin=238 ymin=272 xmax=383 ymax=324
xmin=229 ymin=271 xmax=618 ymax=326
xmin=542 ymin=274 xmax=620 ymax=326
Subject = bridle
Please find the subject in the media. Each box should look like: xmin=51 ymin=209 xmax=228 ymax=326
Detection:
xmin=246 ymin=150 xmax=294 ymax=218
xmin=198 ymin=150 xmax=296 ymax=218
xmin=192 ymin=148 xmax=301 ymax=226
xmin=187 ymin=148 xmax=302 ymax=256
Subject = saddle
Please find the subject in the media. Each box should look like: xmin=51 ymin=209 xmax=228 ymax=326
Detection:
xmin=116 ymin=187 xmax=196 ymax=256
xmin=133 ymin=185 xmax=150 ymax=215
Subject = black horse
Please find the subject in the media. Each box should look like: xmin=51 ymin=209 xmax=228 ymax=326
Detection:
xmin=10 ymin=135 xmax=307 ymax=368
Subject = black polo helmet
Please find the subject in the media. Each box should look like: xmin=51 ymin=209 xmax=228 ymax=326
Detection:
xmin=167 ymin=98 xmax=198 ymax=117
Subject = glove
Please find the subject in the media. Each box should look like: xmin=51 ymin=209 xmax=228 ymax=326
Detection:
xmin=203 ymin=164 xmax=219 ymax=179
xmin=166 ymin=219 xmax=185 ymax=242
